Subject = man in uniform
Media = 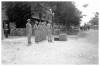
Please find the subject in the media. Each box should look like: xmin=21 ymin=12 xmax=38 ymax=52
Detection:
xmin=47 ymin=22 xmax=52 ymax=42
xmin=38 ymin=22 xmax=43 ymax=41
xmin=42 ymin=21 xmax=47 ymax=40
xmin=34 ymin=21 xmax=39 ymax=43
xmin=26 ymin=19 xmax=32 ymax=45
xmin=4 ymin=24 xmax=9 ymax=38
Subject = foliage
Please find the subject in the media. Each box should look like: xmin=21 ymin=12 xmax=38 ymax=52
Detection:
xmin=3 ymin=2 xmax=31 ymax=28
xmin=2 ymin=2 xmax=81 ymax=29
xmin=54 ymin=2 xmax=81 ymax=31
xmin=89 ymin=12 xmax=99 ymax=25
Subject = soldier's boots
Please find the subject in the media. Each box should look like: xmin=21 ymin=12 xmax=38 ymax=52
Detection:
xmin=27 ymin=41 xmax=32 ymax=46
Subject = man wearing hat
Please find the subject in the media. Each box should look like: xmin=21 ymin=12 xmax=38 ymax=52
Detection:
xmin=4 ymin=24 xmax=9 ymax=38
xmin=42 ymin=21 xmax=47 ymax=40
xmin=26 ymin=19 xmax=32 ymax=45
xmin=34 ymin=21 xmax=39 ymax=43
xmin=47 ymin=22 xmax=52 ymax=42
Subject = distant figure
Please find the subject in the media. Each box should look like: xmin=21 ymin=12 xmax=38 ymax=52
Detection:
xmin=47 ymin=22 xmax=52 ymax=42
xmin=42 ymin=22 xmax=47 ymax=40
xmin=4 ymin=24 xmax=9 ymax=38
xmin=26 ymin=19 xmax=32 ymax=45
xmin=34 ymin=21 xmax=39 ymax=43
xmin=87 ymin=26 xmax=90 ymax=30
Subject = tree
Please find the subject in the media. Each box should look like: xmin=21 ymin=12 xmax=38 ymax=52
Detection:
xmin=3 ymin=2 xmax=81 ymax=29
xmin=54 ymin=2 xmax=81 ymax=31
xmin=3 ymin=2 xmax=31 ymax=28
xmin=89 ymin=12 xmax=99 ymax=25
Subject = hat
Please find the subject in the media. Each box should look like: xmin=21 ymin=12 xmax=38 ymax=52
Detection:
xmin=27 ymin=19 xmax=31 ymax=22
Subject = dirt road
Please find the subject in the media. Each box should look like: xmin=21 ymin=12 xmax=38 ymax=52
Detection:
xmin=2 ymin=29 xmax=98 ymax=64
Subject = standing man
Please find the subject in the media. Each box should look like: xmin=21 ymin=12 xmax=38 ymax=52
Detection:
xmin=47 ymin=22 xmax=52 ymax=42
xmin=4 ymin=24 xmax=9 ymax=38
xmin=26 ymin=19 xmax=32 ymax=45
xmin=42 ymin=21 xmax=47 ymax=40
xmin=38 ymin=22 xmax=43 ymax=41
xmin=44 ymin=21 xmax=48 ymax=40
xmin=34 ymin=21 xmax=39 ymax=43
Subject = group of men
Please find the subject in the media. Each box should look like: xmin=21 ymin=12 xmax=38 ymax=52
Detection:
xmin=80 ymin=25 xmax=90 ymax=31
xmin=26 ymin=19 xmax=52 ymax=45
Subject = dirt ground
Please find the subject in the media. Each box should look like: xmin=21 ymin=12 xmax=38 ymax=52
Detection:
xmin=1 ymin=29 xmax=98 ymax=64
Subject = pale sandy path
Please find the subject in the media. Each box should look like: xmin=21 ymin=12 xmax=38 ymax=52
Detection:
xmin=2 ymin=29 xmax=98 ymax=64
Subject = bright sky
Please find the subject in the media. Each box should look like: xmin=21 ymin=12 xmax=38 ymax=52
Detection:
xmin=73 ymin=0 xmax=99 ymax=26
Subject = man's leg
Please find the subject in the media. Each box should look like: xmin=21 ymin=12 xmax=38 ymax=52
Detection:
xmin=48 ymin=35 xmax=52 ymax=42
xmin=49 ymin=35 xmax=52 ymax=42
xmin=6 ymin=30 xmax=8 ymax=38
xmin=5 ymin=30 xmax=8 ymax=38
xmin=28 ymin=35 xmax=31 ymax=45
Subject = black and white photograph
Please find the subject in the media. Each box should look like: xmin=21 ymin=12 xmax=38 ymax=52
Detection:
xmin=1 ymin=0 xmax=99 ymax=64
